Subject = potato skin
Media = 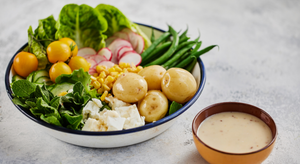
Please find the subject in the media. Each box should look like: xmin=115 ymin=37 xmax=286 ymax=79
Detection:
xmin=113 ymin=73 xmax=148 ymax=103
xmin=161 ymin=68 xmax=197 ymax=104
xmin=138 ymin=65 xmax=166 ymax=90
xmin=138 ymin=90 xmax=169 ymax=122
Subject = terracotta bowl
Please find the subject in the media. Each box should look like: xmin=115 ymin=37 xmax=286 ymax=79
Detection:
xmin=192 ymin=102 xmax=277 ymax=164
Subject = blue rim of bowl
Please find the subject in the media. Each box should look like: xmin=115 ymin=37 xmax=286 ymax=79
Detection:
xmin=5 ymin=23 xmax=206 ymax=136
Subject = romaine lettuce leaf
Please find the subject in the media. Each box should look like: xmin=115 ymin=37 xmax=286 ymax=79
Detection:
xmin=95 ymin=4 xmax=151 ymax=49
xmin=28 ymin=26 xmax=49 ymax=70
xmin=34 ymin=15 xmax=57 ymax=48
xmin=55 ymin=4 xmax=108 ymax=51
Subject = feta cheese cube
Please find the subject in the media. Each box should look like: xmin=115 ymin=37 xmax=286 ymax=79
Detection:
xmin=114 ymin=104 xmax=145 ymax=129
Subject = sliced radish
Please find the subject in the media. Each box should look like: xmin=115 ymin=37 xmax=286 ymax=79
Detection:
xmin=108 ymin=38 xmax=132 ymax=64
xmin=77 ymin=47 xmax=96 ymax=57
xmin=113 ymin=31 xmax=129 ymax=41
xmin=117 ymin=46 xmax=134 ymax=60
xmin=86 ymin=58 xmax=97 ymax=68
xmin=97 ymin=48 xmax=112 ymax=61
xmin=134 ymin=34 xmax=145 ymax=54
xmin=106 ymin=36 xmax=117 ymax=46
xmin=121 ymin=28 xmax=138 ymax=49
xmin=97 ymin=61 xmax=115 ymax=68
xmin=88 ymin=54 xmax=108 ymax=64
xmin=88 ymin=68 xmax=97 ymax=75
xmin=119 ymin=51 xmax=142 ymax=66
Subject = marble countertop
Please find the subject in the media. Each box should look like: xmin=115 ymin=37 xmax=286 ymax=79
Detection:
xmin=1 ymin=0 xmax=299 ymax=163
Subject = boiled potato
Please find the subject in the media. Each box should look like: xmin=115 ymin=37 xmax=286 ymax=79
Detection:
xmin=138 ymin=65 xmax=166 ymax=90
xmin=138 ymin=90 xmax=168 ymax=122
xmin=161 ymin=68 xmax=197 ymax=104
xmin=113 ymin=73 xmax=148 ymax=103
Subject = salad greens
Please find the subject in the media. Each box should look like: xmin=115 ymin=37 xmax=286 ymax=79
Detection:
xmin=95 ymin=4 xmax=151 ymax=49
xmin=55 ymin=4 xmax=108 ymax=51
xmin=11 ymin=69 xmax=93 ymax=130
xmin=26 ymin=3 xmax=151 ymax=65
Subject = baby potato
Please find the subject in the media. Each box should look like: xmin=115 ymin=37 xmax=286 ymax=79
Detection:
xmin=161 ymin=68 xmax=197 ymax=104
xmin=113 ymin=72 xmax=148 ymax=103
xmin=138 ymin=65 xmax=166 ymax=90
xmin=138 ymin=90 xmax=168 ymax=122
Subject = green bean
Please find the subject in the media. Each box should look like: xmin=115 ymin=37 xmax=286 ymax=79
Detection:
xmin=162 ymin=41 xmax=197 ymax=68
xmin=144 ymin=26 xmax=179 ymax=66
xmin=179 ymin=26 xmax=188 ymax=40
xmin=150 ymin=27 xmax=155 ymax=43
xmin=167 ymin=51 xmax=191 ymax=68
xmin=141 ymin=31 xmax=171 ymax=59
xmin=191 ymin=41 xmax=202 ymax=53
xmin=141 ymin=41 xmax=171 ymax=66
xmin=185 ymin=56 xmax=197 ymax=72
xmin=175 ymin=45 xmax=218 ymax=68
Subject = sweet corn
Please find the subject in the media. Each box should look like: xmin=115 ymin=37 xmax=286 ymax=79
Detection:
xmin=101 ymin=91 xmax=108 ymax=101
xmin=91 ymin=76 xmax=97 ymax=81
xmin=102 ymin=84 xmax=110 ymax=91
xmin=99 ymin=71 xmax=106 ymax=78
xmin=97 ymin=77 xmax=104 ymax=84
xmin=91 ymin=62 xmax=144 ymax=94
xmin=92 ymin=81 xmax=101 ymax=89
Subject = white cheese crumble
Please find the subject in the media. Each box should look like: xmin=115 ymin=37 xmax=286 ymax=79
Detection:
xmin=82 ymin=96 xmax=145 ymax=131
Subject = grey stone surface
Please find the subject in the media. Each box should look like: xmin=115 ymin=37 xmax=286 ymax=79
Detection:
xmin=0 ymin=0 xmax=299 ymax=163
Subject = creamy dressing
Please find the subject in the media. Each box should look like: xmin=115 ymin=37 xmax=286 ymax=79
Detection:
xmin=197 ymin=112 xmax=272 ymax=153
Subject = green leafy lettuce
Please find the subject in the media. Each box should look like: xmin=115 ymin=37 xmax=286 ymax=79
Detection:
xmin=55 ymin=4 xmax=108 ymax=51
xmin=95 ymin=4 xmax=151 ymax=49
xmin=27 ymin=15 xmax=57 ymax=69
xmin=11 ymin=79 xmax=91 ymax=130
xmin=28 ymin=26 xmax=49 ymax=70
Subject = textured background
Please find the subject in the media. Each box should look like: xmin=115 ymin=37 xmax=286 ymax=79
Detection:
xmin=1 ymin=0 xmax=300 ymax=163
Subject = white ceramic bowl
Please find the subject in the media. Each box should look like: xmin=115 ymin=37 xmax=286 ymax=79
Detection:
xmin=5 ymin=23 xmax=206 ymax=148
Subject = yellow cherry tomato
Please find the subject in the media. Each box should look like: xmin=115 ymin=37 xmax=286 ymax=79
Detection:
xmin=59 ymin=38 xmax=78 ymax=57
xmin=13 ymin=51 xmax=38 ymax=77
xmin=47 ymin=41 xmax=71 ymax=63
xmin=49 ymin=62 xmax=72 ymax=82
xmin=68 ymin=56 xmax=91 ymax=72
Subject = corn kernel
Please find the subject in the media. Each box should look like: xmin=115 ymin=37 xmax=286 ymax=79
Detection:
xmin=92 ymin=81 xmax=101 ymax=89
xmin=119 ymin=62 xmax=127 ymax=68
xmin=100 ymin=91 xmax=108 ymax=101
xmin=108 ymin=67 xmax=115 ymax=72
xmin=103 ymin=84 xmax=110 ymax=91
xmin=122 ymin=68 xmax=128 ymax=73
xmin=137 ymin=66 xmax=143 ymax=72
xmin=114 ymin=65 xmax=123 ymax=72
xmin=96 ymin=65 xmax=106 ymax=73
xmin=106 ymin=76 xmax=115 ymax=83
xmin=99 ymin=71 xmax=106 ymax=78
xmin=93 ymin=73 xmax=99 ymax=77
xmin=97 ymin=77 xmax=104 ymax=84
xmin=110 ymin=71 xmax=119 ymax=77
xmin=97 ymin=87 xmax=105 ymax=93
xmin=58 ymin=91 xmax=68 ymax=96
xmin=91 ymin=76 xmax=97 ymax=81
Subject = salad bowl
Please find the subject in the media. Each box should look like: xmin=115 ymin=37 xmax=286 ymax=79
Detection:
xmin=5 ymin=23 xmax=206 ymax=148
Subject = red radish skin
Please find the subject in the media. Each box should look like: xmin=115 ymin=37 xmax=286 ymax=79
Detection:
xmin=97 ymin=61 xmax=115 ymax=68
xmin=113 ymin=31 xmax=129 ymax=41
xmin=97 ymin=48 xmax=112 ymax=61
xmin=108 ymin=39 xmax=132 ymax=64
xmin=88 ymin=68 xmax=97 ymax=75
xmin=118 ymin=51 xmax=142 ymax=66
xmin=117 ymin=46 xmax=134 ymax=60
xmin=77 ymin=47 xmax=97 ymax=57
xmin=89 ymin=54 xmax=108 ymax=64
xmin=134 ymin=34 xmax=145 ymax=54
